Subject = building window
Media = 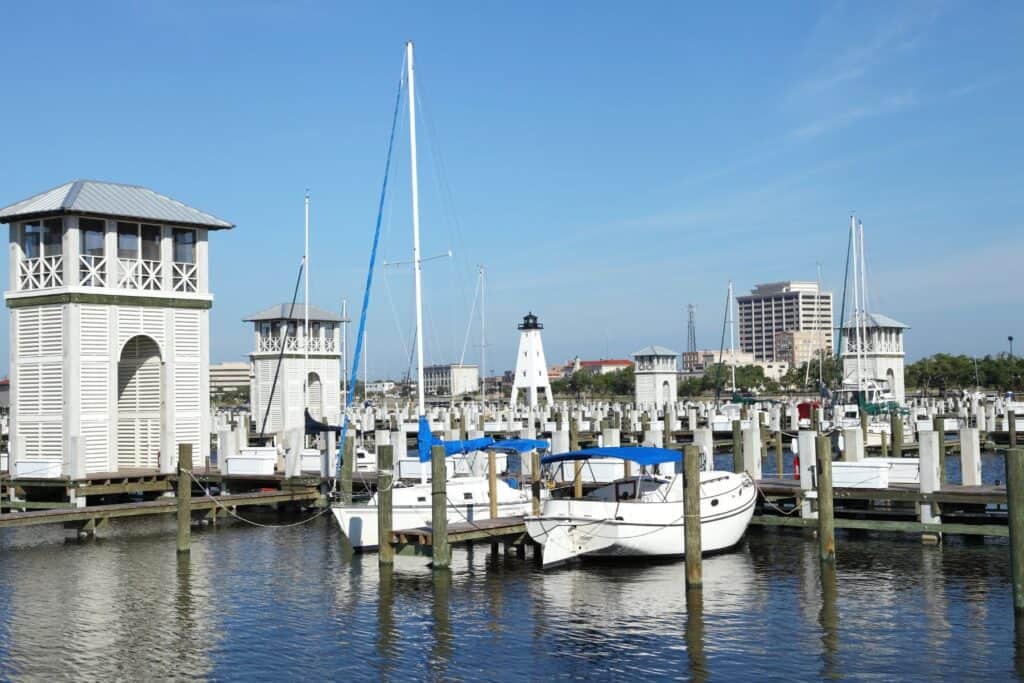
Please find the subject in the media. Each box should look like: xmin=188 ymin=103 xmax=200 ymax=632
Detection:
xmin=141 ymin=224 xmax=161 ymax=261
xmin=80 ymin=218 xmax=105 ymax=257
xmin=173 ymin=228 xmax=195 ymax=264
xmin=22 ymin=218 xmax=62 ymax=259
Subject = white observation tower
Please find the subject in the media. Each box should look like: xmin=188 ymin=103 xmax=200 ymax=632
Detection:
xmin=510 ymin=312 xmax=553 ymax=409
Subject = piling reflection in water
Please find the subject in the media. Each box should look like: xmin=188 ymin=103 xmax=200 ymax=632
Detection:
xmin=819 ymin=563 xmax=839 ymax=680
xmin=431 ymin=569 xmax=453 ymax=677
xmin=685 ymin=588 xmax=707 ymax=683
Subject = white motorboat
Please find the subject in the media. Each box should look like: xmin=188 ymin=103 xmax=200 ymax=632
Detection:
xmin=525 ymin=447 xmax=756 ymax=567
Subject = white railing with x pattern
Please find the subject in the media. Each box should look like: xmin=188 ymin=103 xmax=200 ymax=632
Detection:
xmin=79 ymin=254 xmax=106 ymax=287
xmin=117 ymin=258 xmax=163 ymax=291
xmin=256 ymin=335 xmax=339 ymax=354
xmin=172 ymin=262 xmax=198 ymax=293
xmin=19 ymin=255 xmax=63 ymax=290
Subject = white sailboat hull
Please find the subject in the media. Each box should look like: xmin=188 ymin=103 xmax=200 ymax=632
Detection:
xmin=332 ymin=476 xmax=531 ymax=550
xmin=525 ymin=471 xmax=756 ymax=567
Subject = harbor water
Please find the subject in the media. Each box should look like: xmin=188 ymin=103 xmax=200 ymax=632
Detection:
xmin=0 ymin=490 xmax=1020 ymax=681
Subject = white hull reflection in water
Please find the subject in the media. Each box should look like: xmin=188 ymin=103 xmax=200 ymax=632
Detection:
xmin=526 ymin=470 xmax=756 ymax=566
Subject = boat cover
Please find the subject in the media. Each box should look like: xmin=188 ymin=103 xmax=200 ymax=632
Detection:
xmin=541 ymin=446 xmax=683 ymax=468
xmin=417 ymin=416 xmax=495 ymax=461
xmin=486 ymin=439 xmax=550 ymax=453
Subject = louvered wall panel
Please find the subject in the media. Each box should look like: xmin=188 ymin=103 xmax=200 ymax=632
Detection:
xmin=39 ymin=307 xmax=62 ymax=356
xmin=17 ymin=308 xmax=40 ymax=356
xmin=80 ymin=305 xmax=110 ymax=357
xmin=17 ymin=365 xmax=41 ymax=416
xmin=80 ymin=362 xmax=110 ymax=416
xmin=81 ymin=421 xmax=110 ymax=473
xmin=38 ymin=364 xmax=63 ymax=413
xmin=174 ymin=363 xmax=200 ymax=412
xmin=173 ymin=311 xmax=201 ymax=358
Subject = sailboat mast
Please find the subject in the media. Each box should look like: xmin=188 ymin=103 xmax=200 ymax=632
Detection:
xmin=850 ymin=214 xmax=864 ymax=391
xmin=406 ymin=40 xmax=427 ymax=419
xmin=728 ymin=280 xmax=736 ymax=393
xmin=303 ymin=191 xmax=310 ymax=410
xmin=480 ymin=265 xmax=486 ymax=404
xmin=816 ymin=261 xmax=823 ymax=383
xmin=341 ymin=298 xmax=348 ymax=399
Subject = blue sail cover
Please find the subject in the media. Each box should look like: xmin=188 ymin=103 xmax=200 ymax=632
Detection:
xmin=417 ymin=416 xmax=496 ymax=462
xmin=486 ymin=439 xmax=550 ymax=453
xmin=541 ymin=446 xmax=682 ymax=468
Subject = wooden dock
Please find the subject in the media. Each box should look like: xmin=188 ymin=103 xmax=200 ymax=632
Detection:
xmin=391 ymin=515 xmax=530 ymax=557
xmin=0 ymin=487 xmax=320 ymax=532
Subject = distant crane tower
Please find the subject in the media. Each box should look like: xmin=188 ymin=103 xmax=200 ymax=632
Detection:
xmin=687 ymin=304 xmax=697 ymax=355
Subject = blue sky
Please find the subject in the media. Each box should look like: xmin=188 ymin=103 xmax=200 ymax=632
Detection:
xmin=0 ymin=1 xmax=1021 ymax=379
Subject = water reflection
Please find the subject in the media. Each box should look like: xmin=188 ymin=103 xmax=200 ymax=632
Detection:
xmin=685 ymin=588 xmax=707 ymax=682
xmin=819 ymin=564 xmax=839 ymax=680
xmin=0 ymin=516 xmax=1020 ymax=679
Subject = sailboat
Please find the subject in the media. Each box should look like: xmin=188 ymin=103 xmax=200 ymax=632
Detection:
xmin=710 ymin=281 xmax=750 ymax=433
xmin=331 ymin=41 xmax=541 ymax=550
xmin=524 ymin=446 xmax=756 ymax=567
xmin=830 ymin=216 xmax=900 ymax=446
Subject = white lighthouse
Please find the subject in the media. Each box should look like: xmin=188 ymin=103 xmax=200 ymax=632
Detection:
xmin=246 ymin=303 xmax=342 ymax=439
xmin=0 ymin=179 xmax=232 ymax=477
xmin=510 ymin=312 xmax=553 ymax=408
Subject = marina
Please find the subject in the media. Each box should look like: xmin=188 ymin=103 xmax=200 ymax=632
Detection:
xmin=1 ymin=4 xmax=1022 ymax=680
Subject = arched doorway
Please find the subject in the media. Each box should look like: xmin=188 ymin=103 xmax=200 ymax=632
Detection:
xmin=662 ymin=380 xmax=671 ymax=406
xmin=307 ymin=372 xmax=323 ymax=421
xmin=117 ymin=335 xmax=162 ymax=470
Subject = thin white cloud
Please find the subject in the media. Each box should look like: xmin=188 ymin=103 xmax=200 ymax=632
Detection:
xmin=789 ymin=92 xmax=916 ymax=140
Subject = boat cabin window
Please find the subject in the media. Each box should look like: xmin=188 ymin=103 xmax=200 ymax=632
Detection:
xmin=615 ymin=480 xmax=638 ymax=501
xmin=463 ymin=492 xmax=473 ymax=500
xmin=417 ymin=496 xmax=426 ymax=503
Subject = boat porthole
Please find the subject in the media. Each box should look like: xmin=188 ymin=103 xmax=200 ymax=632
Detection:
xmin=417 ymin=497 xmax=426 ymax=503
xmin=711 ymin=499 xmax=719 ymax=507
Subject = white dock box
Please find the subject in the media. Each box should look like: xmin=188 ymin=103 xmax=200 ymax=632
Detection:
xmin=224 ymin=446 xmax=278 ymax=475
xmin=831 ymin=461 xmax=890 ymax=488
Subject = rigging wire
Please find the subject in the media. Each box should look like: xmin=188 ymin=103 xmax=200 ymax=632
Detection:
xmin=258 ymin=258 xmax=304 ymax=439
xmin=334 ymin=55 xmax=406 ymax=487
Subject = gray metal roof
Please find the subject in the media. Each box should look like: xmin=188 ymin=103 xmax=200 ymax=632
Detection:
xmin=244 ymin=303 xmax=345 ymax=323
xmin=632 ymin=345 xmax=679 ymax=357
xmin=841 ymin=313 xmax=908 ymax=329
xmin=0 ymin=179 xmax=234 ymax=229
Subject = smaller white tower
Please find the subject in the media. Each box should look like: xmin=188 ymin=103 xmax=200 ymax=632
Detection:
xmin=511 ymin=312 xmax=553 ymax=408
xmin=247 ymin=304 xmax=343 ymax=439
xmin=633 ymin=345 xmax=678 ymax=409
xmin=841 ymin=313 xmax=908 ymax=404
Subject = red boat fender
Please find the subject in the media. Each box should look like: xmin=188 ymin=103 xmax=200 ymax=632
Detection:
xmin=793 ymin=454 xmax=800 ymax=481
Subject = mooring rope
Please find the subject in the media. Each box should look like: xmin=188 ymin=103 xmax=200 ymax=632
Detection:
xmin=183 ymin=468 xmax=331 ymax=529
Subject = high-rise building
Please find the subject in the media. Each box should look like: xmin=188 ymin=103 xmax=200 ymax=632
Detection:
xmin=737 ymin=281 xmax=833 ymax=362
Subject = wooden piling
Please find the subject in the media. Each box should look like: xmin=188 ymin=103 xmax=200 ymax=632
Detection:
xmin=377 ymin=445 xmax=394 ymax=566
xmin=341 ymin=435 xmax=354 ymax=504
xmin=892 ymin=413 xmax=904 ymax=458
xmin=568 ymin=417 xmax=583 ymax=497
xmin=531 ymin=449 xmax=541 ymax=516
xmin=1012 ymin=410 xmax=1018 ymax=448
xmin=488 ymin=450 xmax=498 ymax=519
xmin=880 ymin=428 xmax=889 ymax=457
xmin=176 ymin=443 xmax=192 ymax=554
xmin=933 ymin=415 xmax=946 ymax=485
xmin=431 ymin=444 xmax=450 ymax=569
xmin=860 ymin=410 xmax=869 ymax=443
xmin=759 ymin=413 xmax=768 ymax=461
xmin=684 ymin=444 xmax=702 ymax=589
xmin=816 ymin=435 xmax=835 ymax=564
xmin=1007 ymin=448 xmax=1024 ymax=615
xmin=731 ymin=420 xmax=743 ymax=474
xmin=774 ymin=430 xmax=784 ymax=478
